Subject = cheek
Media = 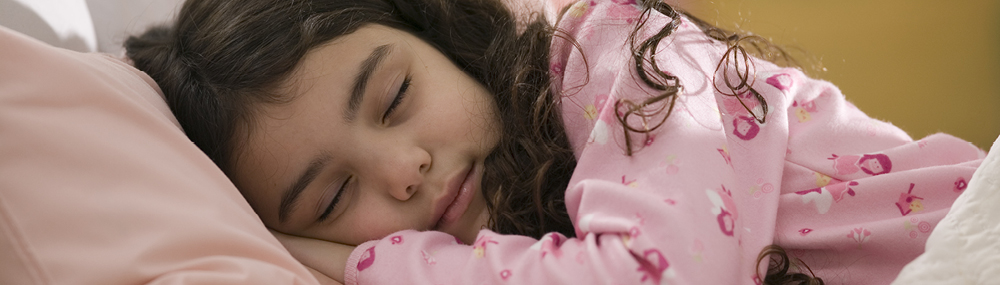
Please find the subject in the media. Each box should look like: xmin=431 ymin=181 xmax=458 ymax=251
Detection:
xmin=475 ymin=89 xmax=502 ymax=144
xmin=455 ymin=91 xmax=501 ymax=145
xmin=479 ymin=103 xmax=501 ymax=146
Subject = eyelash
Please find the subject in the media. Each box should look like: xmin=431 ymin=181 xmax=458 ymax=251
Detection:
xmin=319 ymin=176 xmax=350 ymax=221
xmin=382 ymin=75 xmax=411 ymax=123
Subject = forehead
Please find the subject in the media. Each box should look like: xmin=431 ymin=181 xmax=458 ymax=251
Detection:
xmin=229 ymin=24 xmax=406 ymax=220
xmin=296 ymin=26 xmax=400 ymax=73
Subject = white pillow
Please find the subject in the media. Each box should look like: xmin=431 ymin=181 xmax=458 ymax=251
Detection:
xmin=86 ymin=0 xmax=185 ymax=54
xmin=0 ymin=0 xmax=98 ymax=52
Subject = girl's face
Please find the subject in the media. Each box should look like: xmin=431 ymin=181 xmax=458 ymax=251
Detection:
xmin=231 ymin=25 xmax=498 ymax=245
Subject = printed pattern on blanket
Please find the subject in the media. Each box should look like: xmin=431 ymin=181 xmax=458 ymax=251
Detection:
xmin=344 ymin=1 xmax=984 ymax=284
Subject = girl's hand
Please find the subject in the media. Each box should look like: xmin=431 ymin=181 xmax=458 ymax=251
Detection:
xmin=270 ymin=229 xmax=355 ymax=285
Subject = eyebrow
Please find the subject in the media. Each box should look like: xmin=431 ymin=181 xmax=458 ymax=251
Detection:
xmin=345 ymin=44 xmax=393 ymax=121
xmin=278 ymin=154 xmax=330 ymax=223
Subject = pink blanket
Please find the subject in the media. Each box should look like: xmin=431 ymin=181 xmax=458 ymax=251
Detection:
xmin=344 ymin=1 xmax=983 ymax=284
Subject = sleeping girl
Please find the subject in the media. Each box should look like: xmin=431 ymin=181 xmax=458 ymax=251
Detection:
xmin=125 ymin=0 xmax=984 ymax=284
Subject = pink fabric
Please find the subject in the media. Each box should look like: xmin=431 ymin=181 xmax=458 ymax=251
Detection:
xmin=0 ymin=26 xmax=318 ymax=285
xmin=344 ymin=1 xmax=984 ymax=284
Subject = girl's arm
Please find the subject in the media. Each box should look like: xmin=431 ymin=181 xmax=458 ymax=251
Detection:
xmin=343 ymin=216 xmax=653 ymax=284
xmin=271 ymin=229 xmax=353 ymax=285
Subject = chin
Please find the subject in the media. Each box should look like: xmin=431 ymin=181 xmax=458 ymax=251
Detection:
xmin=458 ymin=207 xmax=490 ymax=244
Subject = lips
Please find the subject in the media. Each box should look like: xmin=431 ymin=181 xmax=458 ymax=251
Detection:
xmin=432 ymin=163 xmax=478 ymax=231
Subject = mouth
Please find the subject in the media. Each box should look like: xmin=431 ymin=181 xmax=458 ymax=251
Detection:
xmin=432 ymin=162 xmax=479 ymax=231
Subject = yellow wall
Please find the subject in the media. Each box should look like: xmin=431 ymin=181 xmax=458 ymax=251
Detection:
xmin=682 ymin=0 xmax=1000 ymax=149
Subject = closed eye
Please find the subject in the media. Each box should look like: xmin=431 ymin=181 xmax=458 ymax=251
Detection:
xmin=382 ymin=75 xmax=411 ymax=123
xmin=319 ymin=176 xmax=351 ymax=221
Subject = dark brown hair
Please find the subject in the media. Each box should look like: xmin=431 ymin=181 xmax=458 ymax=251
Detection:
xmin=616 ymin=0 xmax=799 ymax=155
xmin=756 ymin=245 xmax=825 ymax=285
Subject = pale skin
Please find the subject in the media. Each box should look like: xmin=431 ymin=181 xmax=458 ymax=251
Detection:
xmin=230 ymin=25 xmax=499 ymax=283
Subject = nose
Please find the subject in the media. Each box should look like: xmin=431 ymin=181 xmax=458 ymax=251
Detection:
xmin=378 ymin=145 xmax=431 ymax=201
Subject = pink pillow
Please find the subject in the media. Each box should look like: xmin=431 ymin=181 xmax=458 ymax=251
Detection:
xmin=0 ymin=26 xmax=318 ymax=285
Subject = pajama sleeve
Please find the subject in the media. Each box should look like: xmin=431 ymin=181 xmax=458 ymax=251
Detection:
xmin=768 ymin=67 xmax=984 ymax=284
xmin=343 ymin=207 xmax=651 ymax=284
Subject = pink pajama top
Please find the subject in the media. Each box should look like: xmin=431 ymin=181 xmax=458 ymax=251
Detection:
xmin=344 ymin=0 xmax=984 ymax=284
